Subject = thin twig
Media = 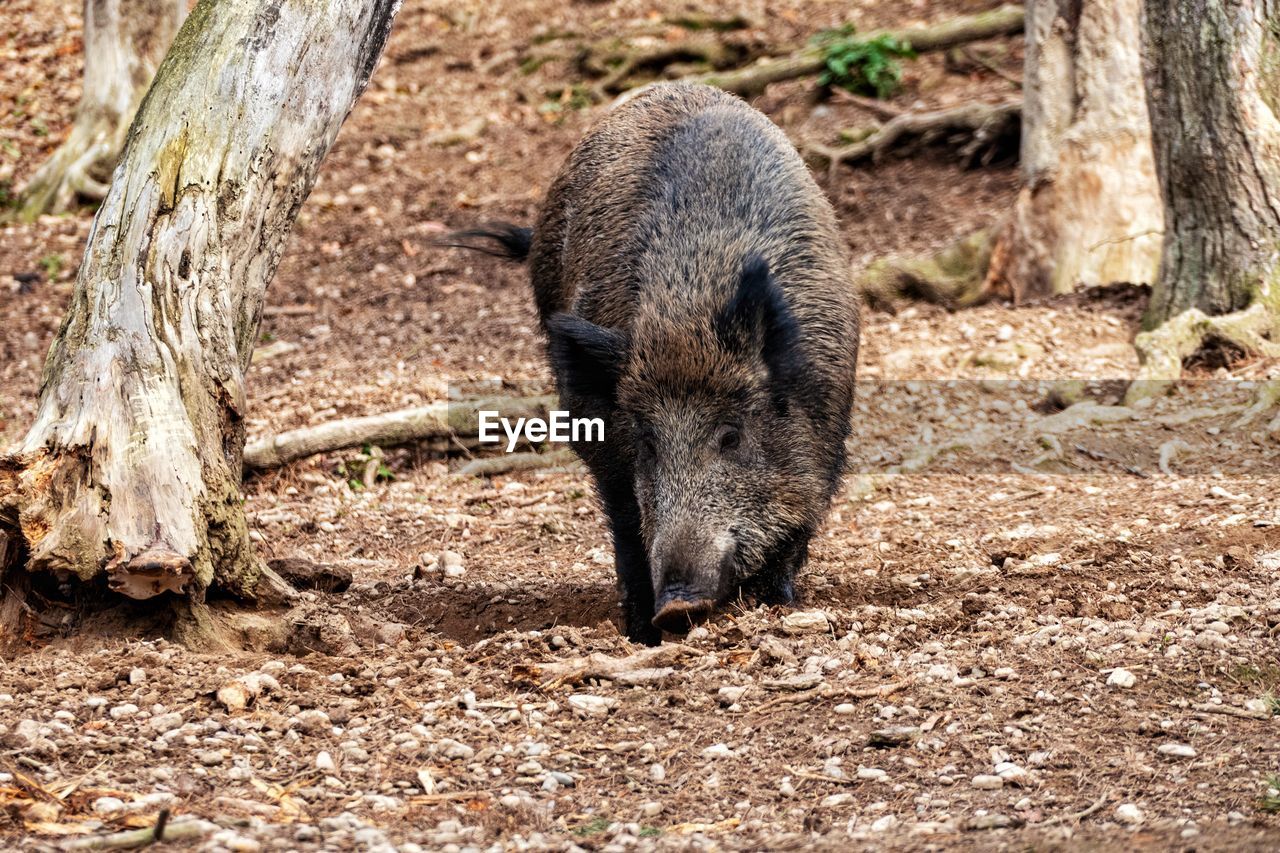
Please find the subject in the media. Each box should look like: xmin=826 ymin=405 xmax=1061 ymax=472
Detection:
xmin=64 ymin=819 xmax=218 ymax=850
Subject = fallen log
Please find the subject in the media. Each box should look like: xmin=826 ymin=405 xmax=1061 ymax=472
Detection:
xmin=242 ymin=395 xmax=556 ymax=470
xmin=689 ymin=4 xmax=1024 ymax=97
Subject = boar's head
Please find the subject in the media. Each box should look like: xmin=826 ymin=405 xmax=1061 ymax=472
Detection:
xmin=547 ymin=254 xmax=833 ymax=634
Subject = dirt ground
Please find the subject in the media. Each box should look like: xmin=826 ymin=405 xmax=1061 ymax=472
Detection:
xmin=2 ymin=0 xmax=1280 ymax=850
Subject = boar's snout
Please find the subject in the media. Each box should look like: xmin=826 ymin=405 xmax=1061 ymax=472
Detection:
xmin=649 ymin=528 xmax=734 ymax=634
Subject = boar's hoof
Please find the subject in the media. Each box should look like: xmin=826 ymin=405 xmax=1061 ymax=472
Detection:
xmin=652 ymin=597 xmax=715 ymax=634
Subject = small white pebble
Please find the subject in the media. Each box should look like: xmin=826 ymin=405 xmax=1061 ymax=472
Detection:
xmin=1106 ymin=668 xmax=1137 ymax=689
xmin=1115 ymin=803 xmax=1145 ymax=825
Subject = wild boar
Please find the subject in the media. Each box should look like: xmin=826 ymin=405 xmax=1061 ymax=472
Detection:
xmin=451 ymin=82 xmax=859 ymax=644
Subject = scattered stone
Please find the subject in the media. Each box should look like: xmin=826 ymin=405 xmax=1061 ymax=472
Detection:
xmin=316 ymin=751 xmax=337 ymax=772
xmin=441 ymin=550 xmax=466 ymax=578
xmin=717 ymin=686 xmax=748 ymax=705
xmin=994 ymin=762 xmax=1028 ymax=785
xmin=148 ymin=712 xmax=184 ymax=735
xmin=821 ymin=792 xmax=854 ymax=807
xmin=5 ymin=720 xmax=40 ymax=749
xmin=856 ymin=766 xmax=888 ymax=782
xmin=1115 ymin=803 xmax=1145 ymax=825
xmin=834 ymin=703 xmax=856 ymax=715
xmin=971 ymin=774 xmax=1003 ymax=790
xmin=92 ymin=796 xmax=125 ymax=814
xmin=868 ymin=726 xmax=922 ymax=747
xmin=1157 ymin=743 xmax=1196 ymax=759
xmin=756 ymin=636 xmax=797 ymax=665
xmin=970 ymin=814 xmax=1012 ymax=830
xmin=781 ymin=610 xmax=830 ymax=635
xmin=109 ymin=703 xmax=139 ymax=719
xmin=567 ymin=694 xmax=616 ymax=718
xmin=1106 ymin=668 xmax=1137 ymax=689
xmin=292 ymin=709 xmax=332 ymax=735
xmin=197 ymin=749 xmax=225 ymax=767
xmin=701 ymin=743 xmax=734 ymax=758
xmin=762 ymin=673 xmax=823 ymax=691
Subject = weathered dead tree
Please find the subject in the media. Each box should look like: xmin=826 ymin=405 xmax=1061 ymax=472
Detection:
xmin=15 ymin=0 xmax=186 ymax=221
xmin=0 ymin=0 xmax=400 ymax=638
xmin=983 ymin=0 xmax=1163 ymax=303
xmin=1128 ymin=0 xmax=1280 ymax=401
xmin=689 ymin=5 xmax=1025 ymax=97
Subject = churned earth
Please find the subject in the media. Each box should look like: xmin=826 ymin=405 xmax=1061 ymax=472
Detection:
xmin=2 ymin=0 xmax=1279 ymax=850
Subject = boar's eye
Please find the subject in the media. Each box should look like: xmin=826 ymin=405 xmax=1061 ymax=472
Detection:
xmin=636 ymin=428 xmax=658 ymax=461
xmin=715 ymin=423 xmax=741 ymax=454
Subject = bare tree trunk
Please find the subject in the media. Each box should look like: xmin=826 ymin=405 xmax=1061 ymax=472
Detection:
xmin=1140 ymin=0 xmax=1280 ymax=327
xmin=983 ymin=0 xmax=1163 ymax=301
xmin=0 ymin=0 xmax=399 ymax=620
xmin=16 ymin=0 xmax=186 ymax=221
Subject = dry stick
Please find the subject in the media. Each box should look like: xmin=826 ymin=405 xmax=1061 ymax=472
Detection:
xmin=64 ymin=818 xmax=219 ymax=850
xmin=1039 ymin=791 xmax=1110 ymax=826
xmin=242 ymin=395 xmax=556 ymax=470
xmin=829 ymin=88 xmax=906 ymax=119
xmin=455 ymin=448 xmax=578 ymax=478
xmin=689 ymin=4 xmax=1025 ymax=97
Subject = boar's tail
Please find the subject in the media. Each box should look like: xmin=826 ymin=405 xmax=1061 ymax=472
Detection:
xmin=437 ymin=223 xmax=533 ymax=262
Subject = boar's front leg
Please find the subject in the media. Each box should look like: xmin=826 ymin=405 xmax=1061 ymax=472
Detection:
xmin=743 ymin=531 xmax=812 ymax=606
xmin=598 ymin=477 xmax=661 ymax=646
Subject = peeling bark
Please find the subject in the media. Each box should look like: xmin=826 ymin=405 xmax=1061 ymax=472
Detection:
xmin=1 ymin=0 xmax=401 ymax=615
xmin=984 ymin=0 xmax=1163 ymax=301
xmin=1141 ymin=0 xmax=1280 ymax=327
xmin=16 ymin=0 xmax=185 ymax=220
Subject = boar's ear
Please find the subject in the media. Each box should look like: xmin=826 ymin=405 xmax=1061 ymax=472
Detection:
xmin=715 ymin=254 xmax=805 ymax=386
xmin=546 ymin=313 xmax=629 ymax=403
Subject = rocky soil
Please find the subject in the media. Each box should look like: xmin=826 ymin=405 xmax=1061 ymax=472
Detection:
xmin=3 ymin=0 xmax=1280 ymax=850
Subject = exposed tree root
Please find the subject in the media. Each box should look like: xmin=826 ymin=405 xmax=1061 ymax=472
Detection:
xmin=242 ymin=395 xmax=556 ymax=470
xmin=687 ymin=5 xmax=1025 ymax=97
xmin=856 ymin=228 xmax=996 ymax=312
xmin=1126 ymin=302 xmax=1280 ymax=406
xmin=14 ymin=120 xmax=122 ymax=221
xmin=805 ymin=100 xmax=1021 ymax=178
xmin=455 ymin=448 xmax=578 ymax=478
xmin=580 ymin=36 xmax=745 ymax=97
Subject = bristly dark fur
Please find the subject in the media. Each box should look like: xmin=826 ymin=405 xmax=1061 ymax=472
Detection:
xmin=437 ymin=223 xmax=533 ymax=261
xmin=448 ymin=83 xmax=860 ymax=645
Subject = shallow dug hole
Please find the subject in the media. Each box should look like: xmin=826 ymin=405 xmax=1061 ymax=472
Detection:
xmin=358 ymin=575 xmax=620 ymax=641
